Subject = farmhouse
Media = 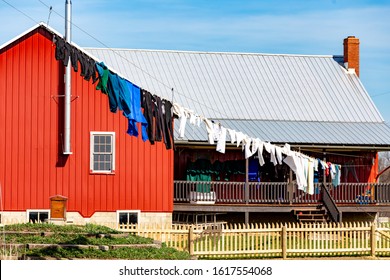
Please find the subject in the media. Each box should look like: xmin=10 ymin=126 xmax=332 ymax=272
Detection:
xmin=1 ymin=23 xmax=390 ymax=226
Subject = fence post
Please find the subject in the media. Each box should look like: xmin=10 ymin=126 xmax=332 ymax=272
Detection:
xmin=282 ymin=225 xmax=287 ymax=259
xmin=188 ymin=226 xmax=194 ymax=258
xmin=371 ymin=223 xmax=376 ymax=257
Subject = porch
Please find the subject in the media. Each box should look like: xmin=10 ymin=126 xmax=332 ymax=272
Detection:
xmin=173 ymin=181 xmax=390 ymax=223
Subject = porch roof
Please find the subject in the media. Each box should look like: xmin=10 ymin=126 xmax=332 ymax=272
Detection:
xmin=174 ymin=119 xmax=390 ymax=148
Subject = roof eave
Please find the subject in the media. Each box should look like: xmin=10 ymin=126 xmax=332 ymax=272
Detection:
xmin=174 ymin=140 xmax=390 ymax=151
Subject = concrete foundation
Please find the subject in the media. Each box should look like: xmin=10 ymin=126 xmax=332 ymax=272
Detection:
xmin=0 ymin=211 xmax=172 ymax=228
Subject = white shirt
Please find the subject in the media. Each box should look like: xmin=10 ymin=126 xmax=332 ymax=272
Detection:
xmin=256 ymin=140 xmax=266 ymax=166
xmin=264 ymin=142 xmax=278 ymax=166
xmin=227 ymin=129 xmax=237 ymax=144
xmin=173 ymin=103 xmax=187 ymax=138
xmin=244 ymin=137 xmax=256 ymax=159
xmin=203 ymin=118 xmax=215 ymax=144
xmin=216 ymin=126 xmax=227 ymax=154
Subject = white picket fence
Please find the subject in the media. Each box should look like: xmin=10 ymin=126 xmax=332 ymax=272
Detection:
xmin=118 ymin=222 xmax=390 ymax=258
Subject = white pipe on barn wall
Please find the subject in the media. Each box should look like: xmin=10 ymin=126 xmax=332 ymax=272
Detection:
xmin=63 ymin=0 xmax=72 ymax=154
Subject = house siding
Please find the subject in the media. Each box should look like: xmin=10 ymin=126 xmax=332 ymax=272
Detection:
xmin=0 ymin=27 xmax=173 ymax=218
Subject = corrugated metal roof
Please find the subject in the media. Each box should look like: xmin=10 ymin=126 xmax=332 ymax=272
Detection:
xmin=175 ymin=119 xmax=390 ymax=146
xmin=85 ymin=48 xmax=384 ymax=124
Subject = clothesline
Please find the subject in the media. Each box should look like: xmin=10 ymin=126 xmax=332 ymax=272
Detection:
xmin=299 ymin=148 xmax=374 ymax=159
xmin=53 ymin=34 xmax=341 ymax=195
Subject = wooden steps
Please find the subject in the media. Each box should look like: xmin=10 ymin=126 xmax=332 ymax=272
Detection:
xmin=293 ymin=208 xmax=329 ymax=223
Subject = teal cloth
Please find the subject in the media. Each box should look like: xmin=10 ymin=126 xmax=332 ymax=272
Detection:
xmin=186 ymin=159 xmax=212 ymax=192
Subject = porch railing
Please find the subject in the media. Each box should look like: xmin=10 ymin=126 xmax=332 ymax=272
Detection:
xmin=174 ymin=181 xmax=390 ymax=205
xmin=174 ymin=181 xmax=288 ymax=204
xmin=330 ymin=183 xmax=390 ymax=204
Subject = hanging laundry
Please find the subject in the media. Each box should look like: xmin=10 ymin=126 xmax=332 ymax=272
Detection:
xmin=329 ymin=163 xmax=338 ymax=182
xmin=307 ymin=158 xmax=315 ymax=195
xmin=141 ymin=90 xmax=168 ymax=145
xmin=300 ymin=156 xmax=309 ymax=193
xmin=109 ymin=73 xmax=131 ymax=113
xmin=213 ymin=123 xmax=223 ymax=143
xmin=54 ymin=35 xmax=97 ymax=83
xmin=154 ymin=95 xmax=165 ymax=142
xmin=216 ymin=126 xmax=227 ymax=154
xmin=256 ymin=139 xmax=266 ymax=166
xmin=54 ymin=35 xmax=71 ymax=66
xmin=203 ymin=118 xmax=215 ymax=144
xmin=248 ymin=159 xmax=260 ymax=182
xmin=70 ymin=47 xmax=81 ymax=72
xmin=236 ymin=132 xmax=246 ymax=149
xmin=251 ymin=138 xmax=260 ymax=157
xmin=264 ymin=142 xmax=278 ymax=166
xmin=313 ymin=159 xmax=319 ymax=172
xmin=281 ymin=143 xmax=291 ymax=155
xmin=95 ymin=62 xmax=119 ymax=113
xmin=227 ymin=129 xmax=237 ymax=144
xmin=204 ymin=119 xmax=223 ymax=145
xmin=326 ymin=162 xmax=332 ymax=176
xmin=80 ymin=55 xmax=98 ymax=83
xmin=186 ymin=159 xmax=213 ymax=192
xmin=189 ymin=113 xmax=196 ymax=126
xmin=275 ymin=146 xmax=283 ymax=165
xmin=343 ymin=163 xmax=359 ymax=183
xmin=123 ymin=81 xmax=148 ymax=142
xmin=224 ymin=160 xmax=246 ymax=180
xmin=95 ymin=62 xmax=109 ymax=93
xmin=212 ymin=160 xmax=225 ymax=181
xmin=189 ymin=112 xmax=201 ymax=127
xmin=332 ymin=164 xmax=342 ymax=187
xmin=244 ymin=137 xmax=256 ymax=159
xmin=162 ymin=99 xmax=174 ymax=149
xmin=283 ymin=152 xmax=307 ymax=192
xmin=320 ymin=160 xmax=329 ymax=172
xmin=173 ymin=103 xmax=188 ymax=139
xmin=141 ymin=90 xmax=157 ymax=144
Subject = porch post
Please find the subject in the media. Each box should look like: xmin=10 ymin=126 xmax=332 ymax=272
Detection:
xmin=245 ymin=212 xmax=249 ymax=225
xmin=245 ymin=158 xmax=249 ymax=204
xmin=245 ymin=158 xmax=249 ymax=224
xmin=323 ymin=151 xmax=327 ymax=184
xmin=288 ymin=169 xmax=294 ymax=204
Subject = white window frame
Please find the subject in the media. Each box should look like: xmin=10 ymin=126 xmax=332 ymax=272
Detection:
xmin=116 ymin=210 xmax=141 ymax=225
xmin=90 ymin=131 xmax=115 ymax=174
xmin=26 ymin=209 xmax=50 ymax=223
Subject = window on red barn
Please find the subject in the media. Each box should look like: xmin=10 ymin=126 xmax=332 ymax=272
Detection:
xmin=90 ymin=132 xmax=115 ymax=173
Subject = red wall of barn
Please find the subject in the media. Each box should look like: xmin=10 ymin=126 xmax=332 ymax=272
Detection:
xmin=0 ymin=28 xmax=173 ymax=217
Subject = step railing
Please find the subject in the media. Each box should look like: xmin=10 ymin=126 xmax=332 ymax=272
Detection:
xmin=321 ymin=183 xmax=341 ymax=222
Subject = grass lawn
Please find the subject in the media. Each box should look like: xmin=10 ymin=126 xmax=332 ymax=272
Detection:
xmin=1 ymin=223 xmax=190 ymax=260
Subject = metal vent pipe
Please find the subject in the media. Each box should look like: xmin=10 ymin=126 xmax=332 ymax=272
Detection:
xmin=63 ymin=0 xmax=72 ymax=154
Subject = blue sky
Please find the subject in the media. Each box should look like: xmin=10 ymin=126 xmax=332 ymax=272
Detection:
xmin=1 ymin=0 xmax=390 ymax=122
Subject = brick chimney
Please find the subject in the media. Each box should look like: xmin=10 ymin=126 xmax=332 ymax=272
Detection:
xmin=343 ymin=36 xmax=360 ymax=77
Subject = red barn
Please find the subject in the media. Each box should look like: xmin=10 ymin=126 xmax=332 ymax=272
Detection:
xmin=0 ymin=24 xmax=174 ymax=226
